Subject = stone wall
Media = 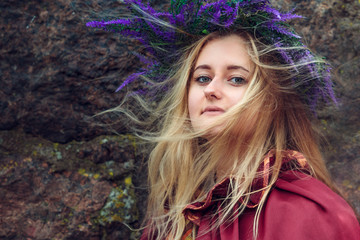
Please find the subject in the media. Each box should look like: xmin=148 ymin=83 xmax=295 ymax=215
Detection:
xmin=0 ymin=0 xmax=359 ymax=239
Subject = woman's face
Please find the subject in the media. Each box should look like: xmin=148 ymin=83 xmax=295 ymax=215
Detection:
xmin=188 ymin=35 xmax=252 ymax=134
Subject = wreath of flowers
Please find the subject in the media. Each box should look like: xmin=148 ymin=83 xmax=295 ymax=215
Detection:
xmin=87 ymin=0 xmax=336 ymax=111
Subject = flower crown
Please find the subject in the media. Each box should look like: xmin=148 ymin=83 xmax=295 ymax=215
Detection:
xmin=87 ymin=0 xmax=336 ymax=111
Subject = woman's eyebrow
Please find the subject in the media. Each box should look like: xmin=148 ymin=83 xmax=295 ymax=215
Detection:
xmin=194 ymin=64 xmax=211 ymax=71
xmin=227 ymin=65 xmax=249 ymax=72
xmin=194 ymin=64 xmax=249 ymax=73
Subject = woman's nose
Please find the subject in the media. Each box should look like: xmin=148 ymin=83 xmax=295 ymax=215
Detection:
xmin=203 ymin=78 xmax=222 ymax=100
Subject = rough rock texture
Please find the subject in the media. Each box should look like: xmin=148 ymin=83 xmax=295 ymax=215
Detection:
xmin=1 ymin=155 xmax=111 ymax=239
xmin=0 ymin=0 xmax=140 ymax=143
xmin=0 ymin=130 xmax=145 ymax=239
xmin=0 ymin=0 xmax=359 ymax=239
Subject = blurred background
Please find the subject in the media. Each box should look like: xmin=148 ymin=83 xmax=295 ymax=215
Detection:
xmin=0 ymin=0 xmax=359 ymax=239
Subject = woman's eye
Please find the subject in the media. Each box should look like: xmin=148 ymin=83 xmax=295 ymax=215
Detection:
xmin=229 ymin=77 xmax=246 ymax=85
xmin=195 ymin=76 xmax=211 ymax=83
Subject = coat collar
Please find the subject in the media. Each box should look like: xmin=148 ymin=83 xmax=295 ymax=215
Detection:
xmin=182 ymin=150 xmax=308 ymax=226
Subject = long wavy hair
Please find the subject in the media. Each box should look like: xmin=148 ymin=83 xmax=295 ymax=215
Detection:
xmin=116 ymin=31 xmax=337 ymax=239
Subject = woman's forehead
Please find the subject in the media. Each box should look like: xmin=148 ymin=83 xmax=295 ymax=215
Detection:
xmin=194 ymin=35 xmax=252 ymax=72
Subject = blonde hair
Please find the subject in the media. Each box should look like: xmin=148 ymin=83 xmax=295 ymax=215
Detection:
xmin=116 ymin=31 xmax=337 ymax=239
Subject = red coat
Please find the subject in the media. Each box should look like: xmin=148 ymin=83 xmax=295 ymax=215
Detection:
xmin=183 ymin=171 xmax=359 ymax=239
xmin=142 ymin=151 xmax=360 ymax=239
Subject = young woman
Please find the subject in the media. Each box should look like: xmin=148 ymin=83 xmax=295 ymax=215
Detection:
xmin=87 ymin=0 xmax=360 ymax=239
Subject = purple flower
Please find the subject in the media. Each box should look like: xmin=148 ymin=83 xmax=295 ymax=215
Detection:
xmin=105 ymin=19 xmax=132 ymax=26
xmin=266 ymin=22 xmax=301 ymax=39
xmin=275 ymin=42 xmax=296 ymax=68
xmin=262 ymin=5 xmax=282 ymax=19
xmin=86 ymin=20 xmax=106 ymax=28
xmin=116 ymin=71 xmax=147 ymax=92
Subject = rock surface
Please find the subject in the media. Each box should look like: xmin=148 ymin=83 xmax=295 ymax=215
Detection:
xmin=0 ymin=130 xmax=145 ymax=239
xmin=0 ymin=0 xmax=359 ymax=239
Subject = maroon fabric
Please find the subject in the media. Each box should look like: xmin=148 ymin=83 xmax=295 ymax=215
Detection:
xmin=141 ymin=151 xmax=360 ymax=239
xmin=192 ymin=171 xmax=360 ymax=240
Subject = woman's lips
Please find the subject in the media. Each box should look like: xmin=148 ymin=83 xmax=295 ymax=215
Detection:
xmin=202 ymin=106 xmax=225 ymax=115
